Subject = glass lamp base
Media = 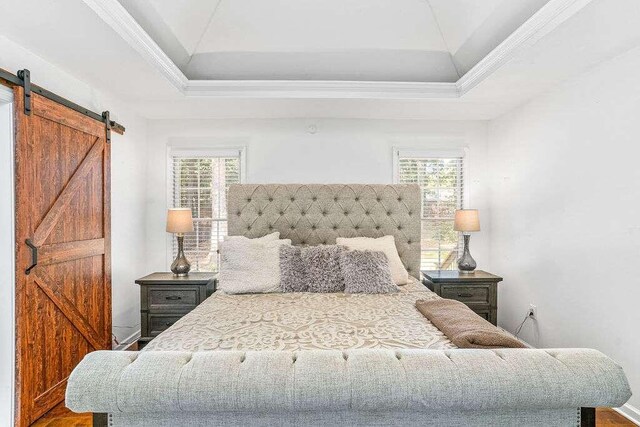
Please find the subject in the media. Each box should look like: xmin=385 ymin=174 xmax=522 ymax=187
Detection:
xmin=170 ymin=235 xmax=191 ymax=276
xmin=457 ymin=234 xmax=477 ymax=273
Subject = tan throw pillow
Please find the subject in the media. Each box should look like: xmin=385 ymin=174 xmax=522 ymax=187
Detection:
xmin=224 ymin=231 xmax=280 ymax=242
xmin=336 ymin=235 xmax=409 ymax=285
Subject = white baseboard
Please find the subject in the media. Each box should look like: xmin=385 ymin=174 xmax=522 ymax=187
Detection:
xmin=615 ymin=404 xmax=640 ymax=426
xmin=113 ymin=330 xmax=141 ymax=351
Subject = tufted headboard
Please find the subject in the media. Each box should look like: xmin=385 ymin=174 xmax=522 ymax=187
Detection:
xmin=227 ymin=184 xmax=421 ymax=279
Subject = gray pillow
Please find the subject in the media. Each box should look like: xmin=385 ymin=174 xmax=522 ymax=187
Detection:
xmin=340 ymin=250 xmax=400 ymax=294
xmin=279 ymin=245 xmax=307 ymax=292
xmin=279 ymin=245 xmax=345 ymax=293
xmin=304 ymin=245 xmax=345 ymax=293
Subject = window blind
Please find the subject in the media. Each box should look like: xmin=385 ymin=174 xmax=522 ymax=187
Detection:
xmin=398 ymin=156 xmax=464 ymax=270
xmin=170 ymin=153 xmax=241 ymax=272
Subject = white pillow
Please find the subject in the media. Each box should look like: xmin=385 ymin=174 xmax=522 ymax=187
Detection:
xmin=336 ymin=235 xmax=409 ymax=285
xmin=224 ymin=231 xmax=280 ymax=242
xmin=218 ymin=238 xmax=291 ymax=294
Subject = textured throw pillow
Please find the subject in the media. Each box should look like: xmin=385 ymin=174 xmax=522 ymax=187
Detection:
xmin=279 ymin=245 xmax=345 ymax=293
xmin=340 ymin=250 xmax=399 ymax=294
xmin=303 ymin=245 xmax=345 ymax=293
xmin=218 ymin=238 xmax=291 ymax=294
xmin=224 ymin=231 xmax=280 ymax=242
xmin=336 ymin=236 xmax=409 ymax=285
xmin=279 ymin=245 xmax=307 ymax=292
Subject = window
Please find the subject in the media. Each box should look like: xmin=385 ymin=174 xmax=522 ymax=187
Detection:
xmin=169 ymin=148 xmax=243 ymax=272
xmin=395 ymin=149 xmax=464 ymax=270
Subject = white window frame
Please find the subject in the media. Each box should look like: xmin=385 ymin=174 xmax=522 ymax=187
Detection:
xmin=0 ymin=84 xmax=15 ymax=427
xmin=393 ymin=146 xmax=469 ymax=271
xmin=166 ymin=145 xmax=246 ymax=270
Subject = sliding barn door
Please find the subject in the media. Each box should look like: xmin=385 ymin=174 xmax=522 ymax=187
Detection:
xmin=13 ymin=87 xmax=111 ymax=426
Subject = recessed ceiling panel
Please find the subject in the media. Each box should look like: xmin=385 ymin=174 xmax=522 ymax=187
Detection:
xmin=116 ymin=0 xmax=553 ymax=82
xmin=147 ymin=0 xmax=220 ymax=55
xmin=195 ymin=0 xmax=446 ymax=52
xmin=427 ymin=0 xmax=504 ymax=54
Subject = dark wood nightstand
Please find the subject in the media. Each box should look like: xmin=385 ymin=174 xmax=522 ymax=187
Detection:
xmin=136 ymin=272 xmax=217 ymax=348
xmin=421 ymin=270 xmax=503 ymax=325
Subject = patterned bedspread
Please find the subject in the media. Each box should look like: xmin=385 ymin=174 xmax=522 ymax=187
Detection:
xmin=143 ymin=277 xmax=455 ymax=351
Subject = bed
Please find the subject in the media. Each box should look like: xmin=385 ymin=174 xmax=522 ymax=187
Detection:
xmin=66 ymin=184 xmax=631 ymax=426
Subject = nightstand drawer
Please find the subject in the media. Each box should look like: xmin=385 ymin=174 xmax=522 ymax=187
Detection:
xmin=441 ymin=284 xmax=490 ymax=304
xmin=147 ymin=313 xmax=185 ymax=336
xmin=471 ymin=308 xmax=491 ymax=321
xmin=148 ymin=288 xmax=198 ymax=310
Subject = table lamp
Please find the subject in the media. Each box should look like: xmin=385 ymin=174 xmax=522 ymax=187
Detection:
xmin=454 ymin=209 xmax=480 ymax=273
xmin=166 ymin=208 xmax=194 ymax=276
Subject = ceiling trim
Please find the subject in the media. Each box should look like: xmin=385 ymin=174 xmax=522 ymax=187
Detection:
xmin=457 ymin=0 xmax=594 ymax=96
xmin=185 ymin=80 xmax=459 ymax=99
xmin=82 ymin=0 xmax=188 ymax=91
xmin=82 ymin=0 xmax=592 ymax=99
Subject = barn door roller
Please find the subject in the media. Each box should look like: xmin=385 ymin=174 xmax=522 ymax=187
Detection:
xmin=102 ymin=111 xmax=111 ymax=143
xmin=17 ymin=69 xmax=31 ymax=115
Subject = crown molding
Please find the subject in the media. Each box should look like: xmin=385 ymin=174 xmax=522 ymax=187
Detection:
xmin=184 ymin=80 xmax=458 ymax=99
xmin=83 ymin=0 xmax=592 ymax=99
xmin=81 ymin=0 xmax=188 ymax=92
xmin=457 ymin=0 xmax=594 ymax=96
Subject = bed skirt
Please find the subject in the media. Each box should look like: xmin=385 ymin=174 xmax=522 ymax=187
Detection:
xmin=67 ymin=348 xmax=631 ymax=427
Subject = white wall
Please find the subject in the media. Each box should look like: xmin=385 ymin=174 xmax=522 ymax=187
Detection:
xmin=109 ymin=113 xmax=148 ymax=345
xmin=488 ymin=45 xmax=640 ymax=416
xmin=145 ymin=119 xmax=490 ymax=271
xmin=0 ymin=34 xmax=148 ymax=345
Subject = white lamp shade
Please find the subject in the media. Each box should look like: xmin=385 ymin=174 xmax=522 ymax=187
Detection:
xmin=454 ymin=209 xmax=480 ymax=232
xmin=166 ymin=208 xmax=194 ymax=233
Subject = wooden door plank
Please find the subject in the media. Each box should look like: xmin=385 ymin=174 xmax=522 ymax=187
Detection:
xmin=39 ymin=238 xmax=105 ymax=266
xmin=32 ymin=138 xmax=103 ymax=247
xmin=32 ymin=269 xmax=103 ymax=351
xmin=102 ymin=135 xmax=112 ymax=348
xmin=33 ymin=95 xmax=104 ymax=138
xmin=14 ymin=85 xmax=36 ymax=427
xmin=32 ymin=379 xmax=67 ymax=420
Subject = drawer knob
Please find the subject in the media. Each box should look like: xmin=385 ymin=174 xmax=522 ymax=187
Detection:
xmin=165 ymin=295 xmax=182 ymax=300
xmin=165 ymin=322 xmax=175 ymax=327
xmin=457 ymin=293 xmax=473 ymax=298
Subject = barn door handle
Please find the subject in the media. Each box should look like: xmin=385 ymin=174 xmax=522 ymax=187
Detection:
xmin=25 ymin=239 xmax=38 ymax=275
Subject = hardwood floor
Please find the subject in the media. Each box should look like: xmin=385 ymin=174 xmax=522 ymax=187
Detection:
xmin=31 ymin=404 xmax=91 ymax=427
xmin=597 ymin=408 xmax=638 ymax=426
xmin=31 ymin=405 xmax=637 ymax=426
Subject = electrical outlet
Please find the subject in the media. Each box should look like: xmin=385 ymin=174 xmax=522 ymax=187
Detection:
xmin=528 ymin=304 xmax=537 ymax=319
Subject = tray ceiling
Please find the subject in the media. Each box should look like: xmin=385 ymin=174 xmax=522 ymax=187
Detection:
xmin=118 ymin=0 xmax=550 ymax=82
xmin=4 ymin=0 xmax=632 ymax=113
